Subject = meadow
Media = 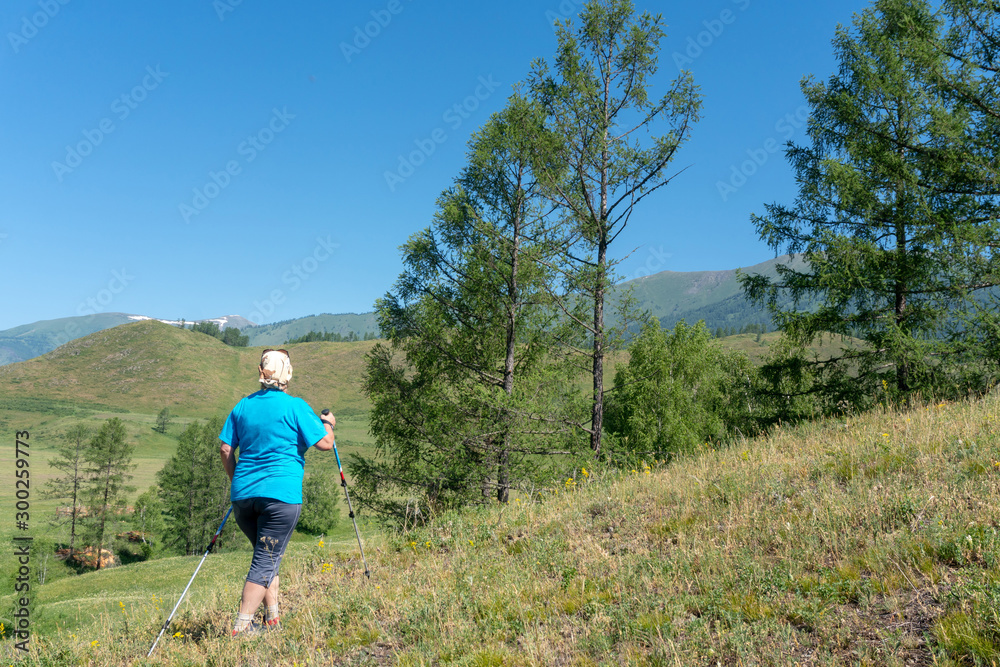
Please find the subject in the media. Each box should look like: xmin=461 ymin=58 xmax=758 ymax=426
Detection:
xmin=1 ymin=387 xmax=998 ymax=665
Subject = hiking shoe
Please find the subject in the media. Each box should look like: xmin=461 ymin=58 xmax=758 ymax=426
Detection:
xmin=232 ymin=621 xmax=264 ymax=638
xmin=265 ymin=617 xmax=281 ymax=632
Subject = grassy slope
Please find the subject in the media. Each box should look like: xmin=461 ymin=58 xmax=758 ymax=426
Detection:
xmin=0 ymin=320 xmax=376 ymax=419
xmin=0 ymin=313 xmax=137 ymax=366
xmin=617 ymin=255 xmax=805 ymax=318
xmin=0 ymin=322 xmax=378 ymax=624
xmin=4 ymin=392 xmax=1000 ymax=665
xmin=243 ymin=313 xmax=381 ymax=346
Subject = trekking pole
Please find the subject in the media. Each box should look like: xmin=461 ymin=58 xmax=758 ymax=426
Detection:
xmin=322 ymin=409 xmax=371 ymax=578
xmin=147 ymin=505 xmax=233 ymax=658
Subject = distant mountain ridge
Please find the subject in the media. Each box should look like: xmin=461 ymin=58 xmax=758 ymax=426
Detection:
xmin=0 ymin=319 xmax=374 ymax=419
xmin=0 ymin=256 xmax=797 ymax=365
xmin=617 ymin=254 xmax=802 ymax=333
xmin=0 ymin=311 xmax=382 ymax=366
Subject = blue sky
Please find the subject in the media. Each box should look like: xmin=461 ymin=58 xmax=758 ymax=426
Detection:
xmin=0 ymin=0 xmax=875 ymax=331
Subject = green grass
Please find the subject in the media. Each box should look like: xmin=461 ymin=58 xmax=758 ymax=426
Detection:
xmin=5 ymin=392 xmax=1000 ymax=665
xmin=0 ymin=319 xmax=378 ymax=419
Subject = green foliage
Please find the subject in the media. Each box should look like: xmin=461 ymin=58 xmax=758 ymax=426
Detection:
xmin=530 ymin=0 xmax=703 ymax=454
xmin=45 ymin=424 xmax=90 ymax=557
xmin=285 ymin=330 xmax=375 ymax=344
xmin=156 ymin=417 xmax=234 ymax=555
xmin=298 ymin=469 xmax=341 ymax=535
xmin=358 ymin=95 xmax=585 ymax=520
xmin=741 ymin=0 xmax=1000 ymax=414
xmin=131 ymin=487 xmax=166 ymax=556
xmin=80 ymin=417 xmax=136 ymax=569
xmin=606 ymin=320 xmax=759 ymax=460
xmin=154 ymin=407 xmax=171 ymax=434
xmin=190 ymin=321 xmax=248 ymax=347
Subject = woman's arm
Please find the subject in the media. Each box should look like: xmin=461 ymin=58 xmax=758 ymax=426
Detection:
xmin=313 ymin=413 xmax=336 ymax=451
xmin=219 ymin=442 xmax=237 ymax=481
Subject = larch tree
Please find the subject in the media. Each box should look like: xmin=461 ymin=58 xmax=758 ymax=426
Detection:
xmin=740 ymin=0 xmax=998 ymax=408
xmin=157 ymin=417 xmax=232 ymax=554
xmin=356 ymin=95 xmax=581 ymax=519
xmin=530 ymin=0 xmax=702 ymax=454
xmin=46 ymin=424 xmax=91 ymax=560
xmin=82 ymin=418 xmax=135 ymax=570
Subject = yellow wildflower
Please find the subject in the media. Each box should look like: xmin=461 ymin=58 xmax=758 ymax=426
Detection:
xmin=318 ymin=540 xmax=325 ymax=548
xmin=581 ymin=467 xmax=589 ymax=477
xmin=91 ymin=640 xmax=99 ymax=647
xmin=173 ymin=632 xmax=184 ymax=638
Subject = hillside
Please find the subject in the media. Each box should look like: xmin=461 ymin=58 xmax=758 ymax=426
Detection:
xmin=615 ymin=254 xmax=807 ymax=332
xmin=0 ymin=257 xmax=801 ymax=366
xmin=243 ymin=312 xmax=380 ymax=346
xmin=5 ymin=392 xmax=1000 ymax=665
xmin=0 ymin=314 xmax=254 ymax=366
xmin=0 ymin=312 xmax=136 ymax=366
xmin=0 ymin=319 xmax=376 ymax=419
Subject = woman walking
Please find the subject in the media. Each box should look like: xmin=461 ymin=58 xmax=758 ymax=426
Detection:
xmin=219 ymin=348 xmax=335 ymax=636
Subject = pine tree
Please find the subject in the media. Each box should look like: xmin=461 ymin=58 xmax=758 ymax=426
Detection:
xmin=157 ymin=418 xmax=231 ymax=555
xmin=530 ymin=0 xmax=702 ymax=454
xmin=81 ymin=418 xmax=135 ymax=570
xmin=740 ymin=0 xmax=998 ymax=408
xmin=154 ymin=407 xmax=171 ymax=434
xmin=46 ymin=424 xmax=90 ymax=559
xmin=357 ymin=95 xmax=582 ymax=518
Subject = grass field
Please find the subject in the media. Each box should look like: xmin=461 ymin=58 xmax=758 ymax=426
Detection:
xmin=2 ymin=390 xmax=1000 ymax=665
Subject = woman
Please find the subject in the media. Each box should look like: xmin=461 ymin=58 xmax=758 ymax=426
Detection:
xmin=219 ymin=348 xmax=335 ymax=636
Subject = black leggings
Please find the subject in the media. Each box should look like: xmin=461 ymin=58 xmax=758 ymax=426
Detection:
xmin=232 ymin=497 xmax=302 ymax=587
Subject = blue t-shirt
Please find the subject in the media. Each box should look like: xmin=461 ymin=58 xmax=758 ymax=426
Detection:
xmin=219 ymin=388 xmax=327 ymax=504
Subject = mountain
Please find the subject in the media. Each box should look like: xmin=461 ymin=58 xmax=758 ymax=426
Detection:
xmin=0 ymin=313 xmax=254 ymax=366
xmin=0 ymin=256 xmax=797 ymax=367
xmin=0 ymin=319 xmax=376 ymax=419
xmin=243 ymin=313 xmax=379 ymax=346
xmin=0 ymin=313 xmax=136 ymax=366
xmin=615 ymin=255 xmax=805 ymax=333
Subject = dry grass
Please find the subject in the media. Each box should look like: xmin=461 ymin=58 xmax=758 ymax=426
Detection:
xmin=6 ymin=393 xmax=1000 ymax=665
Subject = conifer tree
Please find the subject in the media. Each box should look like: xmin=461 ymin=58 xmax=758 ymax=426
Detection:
xmin=357 ymin=95 xmax=581 ymax=517
xmin=530 ymin=0 xmax=702 ymax=454
xmin=157 ymin=417 xmax=231 ymax=554
xmin=740 ymin=0 xmax=999 ymax=408
xmin=46 ymin=424 xmax=90 ymax=559
xmin=81 ymin=418 xmax=135 ymax=570
xmin=154 ymin=407 xmax=171 ymax=434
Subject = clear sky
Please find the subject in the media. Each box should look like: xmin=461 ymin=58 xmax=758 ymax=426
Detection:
xmin=0 ymin=0 xmax=876 ymax=331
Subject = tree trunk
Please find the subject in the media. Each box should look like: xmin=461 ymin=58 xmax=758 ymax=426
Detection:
xmin=895 ymin=216 xmax=909 ymax=393
xmin=69 ymin=435 xmax=82 ymax=558
xmin=96 ymin=461 xmax=111 ymax=571
xmin=591 ymin=236 xmax=607 ymax=455
xmin=498 ymin=200 xmax=523 ymax=503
